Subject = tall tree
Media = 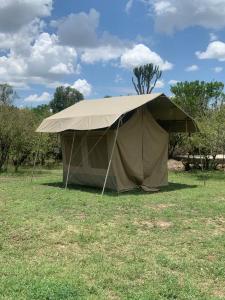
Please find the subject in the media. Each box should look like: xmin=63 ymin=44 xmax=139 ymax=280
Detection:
xmin=170 ymin=81 xmax=224 ymax=119
xmin=49 ymin=86 xmax=84 ymax=113
xmin=132 ymin=64 xmax=162 ymax=95
xmin=0 ymin=105 xmax=18 ymax=170
xmin=0 ymin=84 xmax=18 ymax=106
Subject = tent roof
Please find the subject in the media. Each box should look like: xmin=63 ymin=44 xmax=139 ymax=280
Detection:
xmin=36 ymin=93 xmax=196 ymax=132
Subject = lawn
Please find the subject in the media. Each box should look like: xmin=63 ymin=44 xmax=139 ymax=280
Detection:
xmin=0 ymin=169 xmax=225 ymax=300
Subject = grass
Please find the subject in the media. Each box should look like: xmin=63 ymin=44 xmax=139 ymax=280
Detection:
xmin=0 ymin=168 xmax=225 ymax=299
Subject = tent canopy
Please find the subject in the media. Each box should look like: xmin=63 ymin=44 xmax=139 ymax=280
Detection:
xmin=37 ymin=93 xmax=196 ymax=133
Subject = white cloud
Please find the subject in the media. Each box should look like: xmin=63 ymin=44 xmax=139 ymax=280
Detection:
xmin=49 ymin=63 xmax=74 ymax=75
xmin=71 ymin=79 xmax=92 ymax=97
xmin=185 ymin=64 xmax=199 ymax=72
xmin=210 ymin=33 xmax=218 ymax=42
xmin=120 ymin=44 xmax=173 ymax=70
xmin=196 ymin=41 xmax=225 ymax=61
xmin=148 ymin=0 xmax=225 ymax=33
xmin=155 ymin=79 xmax=165 ymax=88
xmin=0 ymin=0 xmax=52 ymax=33
xmin=213 ymin=66 xmax=223 ymax=73
xmin=0 ymin=32 xmax=78 ymax=87
xmin=81 ymin=45 xmax=125 ymax=64
xmin=55 ymin=9 xmax=99 ymax=48
xmin=24 ymin=92 xmax=51 ymax=103
xmin=125 ymin=0 xmax=134 ymax=14
xmin=168 ymin=79 xmax=179 ymax=85
xmin=54 ymin=9 xmax=131 ymax=65
xmin=0 ymin=19 xmax=44 ymax=54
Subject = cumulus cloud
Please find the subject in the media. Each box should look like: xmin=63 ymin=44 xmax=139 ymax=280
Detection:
xmin=0 ymin=19 xmax=44 ymax=54
xmin=71 ymin=79 xmax=92 ymax=97
xmin=120 ymin=44 xmax=173 ymax=70
xmin=147 ymin=0 xmax=225 ymax=33
xmin=49 ymin=63 xmax=74 ymax=75
xmin=0 ymin=32 xmax=78 ymax=87
xmin=0 ymin=0 xmax=52 ymax=33
xmin=54 ymin=9 xmax=133 ymax=65
xmin=185 ymin=64 xmax=199 ymax=72
xmin=196 ymin=41 xmax=225 ymax=61
xmin=24 ymin=91 xmax=51 ymax=103
xmin=54 ymin=9 xmax=99 ymax=48
xmin=81 ymin=45 xmax=125 ymax=64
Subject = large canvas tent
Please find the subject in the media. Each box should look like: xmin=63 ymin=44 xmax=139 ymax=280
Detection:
xmin=37 ymin=93 xmax=196 ymax=193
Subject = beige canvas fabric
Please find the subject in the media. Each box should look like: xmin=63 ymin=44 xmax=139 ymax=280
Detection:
xmin=37 ymin=93 xmax=196 ymax=133
xmin=61 ymin=107 xmax=168 ymax=192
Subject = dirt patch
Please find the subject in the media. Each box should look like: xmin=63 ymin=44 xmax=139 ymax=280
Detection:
xmin=205 ymin=217 xmax=225 ymax=236
xmin=155 ymin=221 xmax=173 ymax=229
xmin=207 ymin=255 xmax=216 ymax=261
xmin=213 ymin=290 xmax=225 ymax=299
xmin=168 ymin=159 xmax=185 ymax=171
xmin=147 ymin=203 xmax=175 ymax=211
xmin=134 ymin=219 xmax=173 ymax=230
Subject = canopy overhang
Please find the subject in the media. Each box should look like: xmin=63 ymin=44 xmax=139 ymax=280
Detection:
xmin=36 ymin=93 xmax=197 ymax=133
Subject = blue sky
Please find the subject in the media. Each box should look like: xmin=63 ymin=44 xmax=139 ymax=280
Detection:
xmin=0 ymin=0 xmax=225 ymax=107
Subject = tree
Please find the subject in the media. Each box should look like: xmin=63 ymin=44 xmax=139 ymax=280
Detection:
xmin=0 ymin=84 xmax=18 ymax=106
xmin=49 ymin=86 xmax=84 ymax=113
xmin=132 ymin=64 xmax=162 ymax=95
xmin=11 ymin=109 xmax=37 ymax=172
xmin=0 ymin=105 xmax=18 ymax=170
xmin=31 ymin=104 xmax=52 ymax=119
xmin=170 ymin=81 xmax=224 ymax=119
xmin=170 ymin=80 xmax=225 ymax=170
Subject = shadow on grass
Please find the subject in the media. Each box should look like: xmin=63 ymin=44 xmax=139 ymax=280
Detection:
xmin=42 ymin=181 xmax=198 ymax=196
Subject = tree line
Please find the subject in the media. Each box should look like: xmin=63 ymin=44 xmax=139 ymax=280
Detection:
xmin=0 ymin=64 xmax=225 ymax=172
xmin=0 ymin=85 xmax=83 ymax=172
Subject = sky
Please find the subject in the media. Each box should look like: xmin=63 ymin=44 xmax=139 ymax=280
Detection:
xmin=1 ymin=0 xmax=225 ymax=107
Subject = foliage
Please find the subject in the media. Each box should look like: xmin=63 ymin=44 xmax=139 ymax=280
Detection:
xmin=31 ymin=104 xmax=52 ymax=119
xmin=0 ymin=105 xmax=18 ymax=170
xmin=170 ymin=81 xmax=225 ymax=169
xmin=50 ymin=86 xmax=84 ymax=113
xmin=0 ymin=102 xmax=60 ymax=172
xmin=0 ymin=83 xmax=18 ymax=105
xmin=171 ymin=80 xmax=224 ymax=118
xmin=132 ymin=63 xmax=162 ymax=94
xmin=1 ymin=169 xmax=225 ymax=299
xmin=10 ymin=109 xmax=38 ymax=171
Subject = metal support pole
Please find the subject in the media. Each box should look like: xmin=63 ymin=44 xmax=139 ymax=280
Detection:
xmin=101 ymin=118 xmax=121 ymax=197
xmin=65 ymin=131 xmax=75 ymax=189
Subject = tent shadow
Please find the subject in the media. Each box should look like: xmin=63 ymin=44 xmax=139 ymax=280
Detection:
xmin=42 ymin=181 xmax=198 ymax=196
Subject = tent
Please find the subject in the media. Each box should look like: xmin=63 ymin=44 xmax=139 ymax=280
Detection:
xmin=37 ymin=93 xmax=196 ymax=193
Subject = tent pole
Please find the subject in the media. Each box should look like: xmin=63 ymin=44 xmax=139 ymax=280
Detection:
xmin=65 ymin=131 xmax=75 ymax=189
xmin=31 ymin=133 xmax=42 ymax=182
xmin=101 ymin=118 xmax=121 ymax=197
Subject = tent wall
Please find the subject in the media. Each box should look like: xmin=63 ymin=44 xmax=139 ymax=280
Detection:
xmin=61 ymin=106 xmax=169 ymax=192
xmin=61 ymin=131 xmax=117 ymax=190
xmin=111 ymin=107 xmax=168 ymax=192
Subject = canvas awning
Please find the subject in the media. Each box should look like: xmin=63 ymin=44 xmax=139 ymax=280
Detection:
xmin=36 ymin=93 xmax=197 ymax=133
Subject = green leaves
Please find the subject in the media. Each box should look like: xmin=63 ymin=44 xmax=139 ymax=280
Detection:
xmin=132 ymin=64 xmax=162 ymax=95
xmin=170 ymin=81 xmax=224 ymax=119
xmin=49 ymin=86 xmax=84 ymax=113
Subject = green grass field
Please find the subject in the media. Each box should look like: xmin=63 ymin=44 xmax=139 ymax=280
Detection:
xmin=0 ymin=169 xmax=225 ymax=299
